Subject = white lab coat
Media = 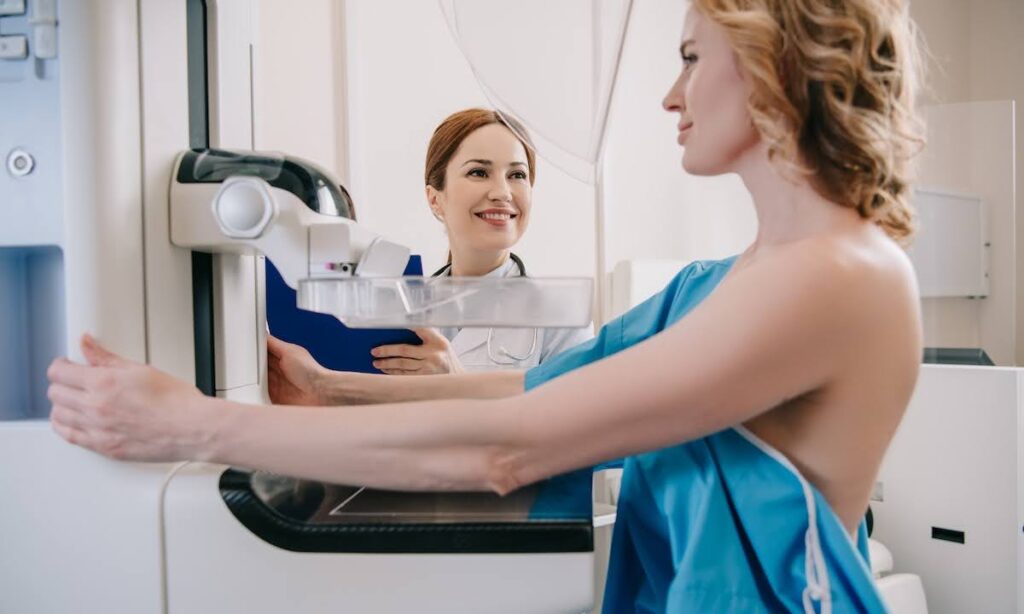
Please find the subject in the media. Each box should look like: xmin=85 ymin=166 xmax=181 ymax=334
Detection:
xmin=437 ymin=258 xmax=594 ymax=372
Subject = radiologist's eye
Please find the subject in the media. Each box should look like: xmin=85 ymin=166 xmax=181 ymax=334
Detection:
xmin=510 ymin=170 xmax=528 ymax=181
xmin=467 ymin=168 xmax=488 ymax=178
xmin=682 ymin=53 xmax=698 ymax=69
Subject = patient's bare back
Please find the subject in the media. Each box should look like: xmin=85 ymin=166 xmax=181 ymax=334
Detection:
xmin=740 ymin=224 xmax=922 ymax=531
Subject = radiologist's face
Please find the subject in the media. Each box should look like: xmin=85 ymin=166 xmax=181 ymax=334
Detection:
xmin=427 ymin=124 xmax=533 ymax=256
xmin=662 ymin=8 xmax=759 ymax=175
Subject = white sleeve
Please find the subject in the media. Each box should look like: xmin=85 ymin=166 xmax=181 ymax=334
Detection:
xmin=538 ymin=322 xmax=595 ymax=364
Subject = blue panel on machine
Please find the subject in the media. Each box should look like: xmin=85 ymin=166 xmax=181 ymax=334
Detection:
xmin=0 ymin=0 xmax=66 ymax=420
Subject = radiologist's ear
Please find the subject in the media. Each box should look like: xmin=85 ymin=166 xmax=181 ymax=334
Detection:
xmin=425 ymin=185 xmax=445 ymax=222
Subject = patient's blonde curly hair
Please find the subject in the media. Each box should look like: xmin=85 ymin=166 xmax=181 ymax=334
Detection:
xmin=693 ymin=0 xmax=924 ymax=242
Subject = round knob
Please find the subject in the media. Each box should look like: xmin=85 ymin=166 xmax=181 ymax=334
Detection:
xmin=213 ymin=177 xmax=275 ymax=239
xmin=6 ymin=149 xmax=35 ymax=178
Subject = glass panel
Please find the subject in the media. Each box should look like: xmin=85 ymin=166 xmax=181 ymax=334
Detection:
xmin=439 ymin=0 xmax=633 ymax=183
xmin=0 ymin=246 xmax=66 ymax=420
xmin=297 ymin=276 xmax=593 ymax=329
xmin=249 ymin=470 xmax=592 ymax=525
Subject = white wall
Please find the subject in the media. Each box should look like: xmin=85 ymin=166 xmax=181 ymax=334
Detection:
xmin=967 ymin=1 xmax=1024 ymax=365
xmin=339 ymin=1 xmax=597 ymax=281
xmin=252 ymin=2 xmax=1022 ymax=343
xmin=910 ymin=0 xmax=1023 ymax=364
xmin=253 ymin=0 xmax=759 ymax=326
xmin=910 ymin=0 xmax=971 ymax=106
xmin=915 ymin=102 xmax=1016 ymax=365
xmin=602 ymin=0 xmax=755 ymax=280
xmin=253 ymin=0 xmax=347 ymax=177
xmin=600 ymin=0 xmax=756 ymax=321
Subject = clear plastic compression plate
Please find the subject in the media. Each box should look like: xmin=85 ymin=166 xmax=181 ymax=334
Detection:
xmin=297 ymin=276 xmax=593 ymax=329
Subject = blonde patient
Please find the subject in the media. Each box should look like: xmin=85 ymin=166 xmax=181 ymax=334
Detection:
xmin=49 ymin=0 xmax=924 ymax=609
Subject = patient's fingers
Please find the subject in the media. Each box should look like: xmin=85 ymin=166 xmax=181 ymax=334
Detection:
xmin=47 ymin=382 xmax=91 ymax=413
xmin=50 ymin=412 xmax=111 ymax=456
xmin=50 ymin=402 xmax=108 ymax=451
xmin=51 ymin=415 xmax=87 ymax=447
xmin=81 ymin=334 xmax=128 ymax=368
xmin=47 ymin=357 xmax=100 ymax=390
xmin=50 ymin=403 xmax=92 ymax=432
xmin=379 ymin=368 xmax=419 ymax=376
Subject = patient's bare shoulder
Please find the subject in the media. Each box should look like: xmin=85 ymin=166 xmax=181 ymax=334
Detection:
xmin=820 ymin=227 xmax=919 ymax=339
xmin=765 ymin=226 xmax=920 ymax=336
xmin=730 ymin=224 xmax=923 ymax=411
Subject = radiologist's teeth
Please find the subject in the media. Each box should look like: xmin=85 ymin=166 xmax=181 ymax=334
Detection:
xmin=478 ymin=212 xmax=513 ymax=221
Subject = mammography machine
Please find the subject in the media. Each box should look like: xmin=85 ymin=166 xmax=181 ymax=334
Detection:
xmin=0 ymin=1 xmax=597 ymax=612
xmin=4 ymin=1 xmax=1021 ymax=613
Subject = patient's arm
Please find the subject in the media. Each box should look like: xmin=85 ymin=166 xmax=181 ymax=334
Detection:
xmin=267 ymin=334 xmax=523 ymax=405
xmin=203 ymin=238 xmax=919 ymax=517
xmin=49 ymin=234 xmax=919 ymax=526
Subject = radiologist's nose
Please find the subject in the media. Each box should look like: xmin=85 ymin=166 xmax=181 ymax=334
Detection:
xmin=489 ymin=177 xmax=513 ymax=202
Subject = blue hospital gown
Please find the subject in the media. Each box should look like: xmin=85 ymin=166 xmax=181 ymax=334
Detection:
xmin=524 ymin=257 xmax=886 ymax=613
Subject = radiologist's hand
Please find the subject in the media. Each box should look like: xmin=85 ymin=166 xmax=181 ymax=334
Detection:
xmin=47 ymin=335 xmax=211 ymax=462
xmin=267 ymin=334 xmax=327 ymax=405
xmin=371 ymin=328 xmax=465 ymax=375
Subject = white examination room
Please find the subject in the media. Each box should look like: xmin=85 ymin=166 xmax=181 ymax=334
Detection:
xmin=1 ymin=0 xmax=1022 ymax=612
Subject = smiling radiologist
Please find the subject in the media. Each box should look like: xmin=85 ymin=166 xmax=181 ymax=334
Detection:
xmin=364 ymin=108 xmax=593 ymax=375
xmin=49 ymin=0 xmax=925 ymax=610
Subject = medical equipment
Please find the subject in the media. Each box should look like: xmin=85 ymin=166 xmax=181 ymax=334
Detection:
xmin=4 ymin=0 xmax=1013 ymax=611
xmin=871 ymin=364 xmax=1023 ymax=614
xmin=487 ymin=326 xmax=539 ymax=364
xmin=0 ymin=1 xmax=596 ymax=612
xmin=298 ymin=273 xmax=592 ymax=329
xmin=170 ymin=148 xmax=411 ymax=286
xmin=868 ymin=539 xmax=929 ymax=614
xmin=432 ymin=253 xmax=543 ymax=365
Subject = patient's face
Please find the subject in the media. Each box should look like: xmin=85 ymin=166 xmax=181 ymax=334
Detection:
xmin=430 ymin=124 xmax=532 ymax=257
xmin=662 ymin=8 xmax=759 ymax=175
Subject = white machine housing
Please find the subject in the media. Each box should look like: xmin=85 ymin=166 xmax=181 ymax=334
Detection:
xmin=169 ymin=150 xmax=411 ymax=287
xmin=0 ymin=1 xmax=596 ymax=613
xmin=872 ymin=364 xmax=1024 ymax=614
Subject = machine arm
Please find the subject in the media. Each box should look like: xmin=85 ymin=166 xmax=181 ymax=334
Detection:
xmin=169 ymin=148 xmax=410 ymax=287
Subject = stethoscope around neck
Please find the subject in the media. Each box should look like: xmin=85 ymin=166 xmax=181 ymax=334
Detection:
xmin=430 ymin=253 xmax=539 ymax=365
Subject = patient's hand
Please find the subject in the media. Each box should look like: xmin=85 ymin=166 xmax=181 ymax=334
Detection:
xmin=371 ymin=328 xmax=464 ymax=375
xmin=48 ymin=335 xmax=210 ymax=462
xmin=267 ymin=334 xmax=327 ymax=405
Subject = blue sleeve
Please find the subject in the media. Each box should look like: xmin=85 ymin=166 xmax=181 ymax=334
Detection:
xmin=524 ymin=317 xmax=624 ymax=392
xmin=523 ymin=261 xmax=711 ymax=474
xmin=537 ymin=323 xmax=595 ymax=365
xmin=524 ymin=260 xmax=706 ymax=393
